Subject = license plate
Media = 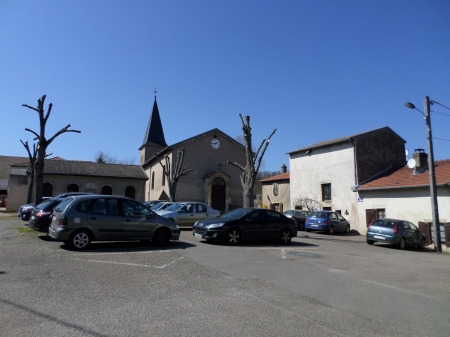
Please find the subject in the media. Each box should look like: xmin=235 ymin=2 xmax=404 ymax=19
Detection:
xmin=311 ymin=224 xmax=318 ymax=227
xmin=194 ymin=233 xmax=202 ymax=238
xmin=374 ymin=235 xmax=385 ymax=240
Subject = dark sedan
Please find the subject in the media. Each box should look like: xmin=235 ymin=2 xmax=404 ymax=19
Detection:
xmin=192 ymin=208 xmax=297 ymax=245
xmin=28 ymin=198 xmax=67 ymax=232
xmin=17 ymin=197 xmax=51 ymax=221
xmin=283 ymin=210 xmax=309 ymax=231
xmin=366 ymin=218 xmax=426 ymax=250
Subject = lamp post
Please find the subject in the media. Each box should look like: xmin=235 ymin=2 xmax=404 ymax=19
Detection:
xmin=405 ymin=96 xmax=442 ymax=252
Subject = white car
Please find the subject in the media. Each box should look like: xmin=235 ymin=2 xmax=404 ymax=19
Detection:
xmin=156 ymin=202 xmax=220 ymax=227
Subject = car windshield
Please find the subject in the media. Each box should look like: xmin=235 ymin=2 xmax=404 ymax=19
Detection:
xmin=309 ymin=211 xmax=329 ymax=218
xmin=220 ymin=208 xmax=253 ymax=220
xmin=151 ymin=202 xmax=165 ymax=210
xmin=165 ymin=203 xmax=184 ymax=211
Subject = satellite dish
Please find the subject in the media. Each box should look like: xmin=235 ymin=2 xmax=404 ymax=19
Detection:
xmin=405 ymin=149 xmax=409 ymax=157
xmin=407 ymin=158 xmax=416 ymax=169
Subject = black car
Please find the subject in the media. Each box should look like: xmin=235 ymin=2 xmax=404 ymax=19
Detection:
xmin=17 ymin=197 xmax=51 ymax=221
xmin=53 ymin=192 xmax=93 ymax=198
xmin=28 ymin=198 xmax=67 ymax=232
xmin=283 ymin=210 xmax=310 ymax=231
xmin=192 ymin=208 xmax=298 ymax=245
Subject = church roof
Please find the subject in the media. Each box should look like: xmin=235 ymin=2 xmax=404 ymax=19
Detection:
xmin=141 ymin=97 xmax=167 ymax=148
xmin=0 ymin=155 xmax=29 ymax=179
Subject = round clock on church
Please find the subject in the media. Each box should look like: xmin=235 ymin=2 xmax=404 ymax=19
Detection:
xmin=211 ymin=138 xmax=220 ymax=149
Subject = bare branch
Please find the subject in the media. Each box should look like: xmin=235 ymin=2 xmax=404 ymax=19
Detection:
xmin=47 ymin=124 xmax=81 ymax=147
xmin=21 ymin=104 xmax=39 ymax=112
xmin=227 ymin=160 xmax=245 ymax=172
xmin=25 ymin=128 xmax=40 ymax=140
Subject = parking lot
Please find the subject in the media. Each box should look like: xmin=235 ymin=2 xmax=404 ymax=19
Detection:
xmin=1 ymin=214 xmax=450 ymax=337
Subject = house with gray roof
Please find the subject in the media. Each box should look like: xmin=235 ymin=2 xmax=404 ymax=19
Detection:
xmin=5 ymin=157 xmax=148 ymax=211
xmin=287 ymin=126 xmax=407 ymax=233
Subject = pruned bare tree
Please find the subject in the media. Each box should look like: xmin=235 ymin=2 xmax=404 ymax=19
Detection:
xmin=20 ymin=140 xmax=52 ymax=204
xmin=155 ymin=148 xmax=193 ymax=201
xmin=228 ymin=114 xmax=276 ymax=207
xmin=292 ymin=195 xmax=321 ymax=212
xmin=22 ymin=95 xmax=81 ymax=205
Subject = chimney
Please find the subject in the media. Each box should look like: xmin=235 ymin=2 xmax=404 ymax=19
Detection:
xmin=281 ymin=164 xmax=287 ymax=173
xmin=412 ymin=149 xmax=428 ymax=173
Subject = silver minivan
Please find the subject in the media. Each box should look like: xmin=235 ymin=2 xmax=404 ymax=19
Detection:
xmin=49 ymin=195 xmax=180 ymax=250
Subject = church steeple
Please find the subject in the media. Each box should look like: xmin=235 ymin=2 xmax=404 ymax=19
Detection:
xmin=139 ymin=93 xmax=168 ymax=165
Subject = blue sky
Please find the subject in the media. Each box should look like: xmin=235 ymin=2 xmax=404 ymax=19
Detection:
xmin=1 ymin=0 xmax=449 ymax=172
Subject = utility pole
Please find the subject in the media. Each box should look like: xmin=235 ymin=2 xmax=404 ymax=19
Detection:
xmin=424 ymin=96 xmax=442 ymax=252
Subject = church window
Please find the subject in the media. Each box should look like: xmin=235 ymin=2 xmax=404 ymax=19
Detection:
xmin=151 ymin=172 xmax=155 ymax=189
xmin=67 ymin=184 xmax=79 ymax=193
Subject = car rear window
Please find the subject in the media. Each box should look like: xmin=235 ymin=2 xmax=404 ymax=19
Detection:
xmin=373 ymin=220 xmax=396 ymax=228
xmin=54 ymin=198 xmax=74 ymax=212
xmin=309 ymin=211 xmax=328 ymax=218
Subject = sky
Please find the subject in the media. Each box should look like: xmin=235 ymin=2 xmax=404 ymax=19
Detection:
xmin=1 ymin=0 xmax=449 ymax=173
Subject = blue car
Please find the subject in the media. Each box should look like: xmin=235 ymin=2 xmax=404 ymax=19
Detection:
xmin=366 ymin=218 xmax=426 ymax=250
xmin=305 ymin=210 xmax=350 ymax=235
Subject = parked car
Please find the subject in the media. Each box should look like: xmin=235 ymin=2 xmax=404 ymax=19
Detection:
xmin=192 ymin=208 xmax=297 ymax=245
xmin=156 ymin=202 xmax=220 ymax=227
xmin=366 ymin=218 xmax=426 ymax=250
xmin=48 ymin=195 xmax=181 ymax=250
xmin=305 ymin=210 xmax=350 ymax=234
xmin=53 ymin=192 xmax=93 ymax=198
xmin=151 ymin=201 xmax=175 ymax=212
xmin=28 ymin=198 xmax=67 ymax=232
xmin=17 ymin=197 xmax=51 ymax=221
xmin=143 ymin=200 xmax=161 ymax=209
xmin=283 ymin=210 xmax=310 ymax=231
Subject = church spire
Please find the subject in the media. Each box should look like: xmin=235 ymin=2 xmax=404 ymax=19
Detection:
xmin=141 ymin=95 xmax=167 ymax=148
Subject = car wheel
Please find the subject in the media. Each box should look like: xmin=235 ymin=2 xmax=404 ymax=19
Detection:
xmin=327 ymin=226 xmax=335 ymax=235
xmin=69 ymin=230 xmax=92 ymax=250
xmin=366 ymin=239 xmax=374 ymax=245
xmin=226 ymin=228 xmax=241 ymax=245
xmin=398 ymin=237 xmax=406 ymax=250
xmin=418 ymin=239 xmax=426 ymax=250
xmin=153 ymin=228 xmax=171 ymax=246
xmin=280 ymin=229 xmax=292 ymax=245
xmin=344 ymin=225 xmax=350 ymax=234
xmin=306 ymin=228 xmax=311 ymax=232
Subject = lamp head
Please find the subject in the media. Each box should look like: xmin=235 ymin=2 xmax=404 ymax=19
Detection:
xmin=405 ymin=102 xmax=415 ymax=109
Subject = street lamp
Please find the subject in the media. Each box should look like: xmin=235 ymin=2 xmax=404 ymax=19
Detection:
xmin=404 ymin=96 xmax=442 ymax=252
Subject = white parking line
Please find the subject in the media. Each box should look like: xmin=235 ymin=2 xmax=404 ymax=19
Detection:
xmin=73 ymin=250 xmax=172 ymax=256
xmin=78 ymin=256 xmax=184 ymax=269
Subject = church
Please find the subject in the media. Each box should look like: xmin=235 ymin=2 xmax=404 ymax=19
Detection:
xmin=139 ymin=96 xmax=246 ymax=212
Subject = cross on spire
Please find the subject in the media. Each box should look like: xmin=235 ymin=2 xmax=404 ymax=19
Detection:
xmin=153 ymin=87 xmax=158 ymax=98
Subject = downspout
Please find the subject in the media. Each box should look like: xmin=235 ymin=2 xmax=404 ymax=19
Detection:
xmin=350 ymin=139 xmax=358 ymax=186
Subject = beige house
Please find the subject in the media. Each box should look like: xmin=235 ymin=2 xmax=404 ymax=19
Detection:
xmin=5 ymin=158 xmax=148 ymax=211
xmin=259 ymin=164 xmax=290 ymax=212
xmin=288 ymin=127 xmax=407 ymax=233
xmin=140 ymin=97 xmax=246 ymax=212
xmin=354 ymin=150 xmax=450 ymax=244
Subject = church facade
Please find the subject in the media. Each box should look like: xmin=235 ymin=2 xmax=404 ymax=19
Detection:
xmin=140 ymin=97 xmax=246 ymax=212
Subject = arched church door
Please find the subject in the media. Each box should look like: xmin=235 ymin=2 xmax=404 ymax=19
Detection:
xmin=211 ymin=177 xmax=226 ymax=211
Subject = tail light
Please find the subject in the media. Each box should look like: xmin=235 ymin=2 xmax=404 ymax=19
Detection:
xmin=59 ymin=217 xmax=67 ymax=227
xmin=305 ymin=218 xmax=309 ymax=223
xmin=36 ymin=210 xmax=52 ymax=217
xmin=394 ymin=223 xmax=399 ymax=233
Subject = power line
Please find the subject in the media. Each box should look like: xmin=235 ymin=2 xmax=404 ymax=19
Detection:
xmin=433 ymin=137 xmax=450 ymax=142
xmin=432 ymin=100 xmax=450 ymax=111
